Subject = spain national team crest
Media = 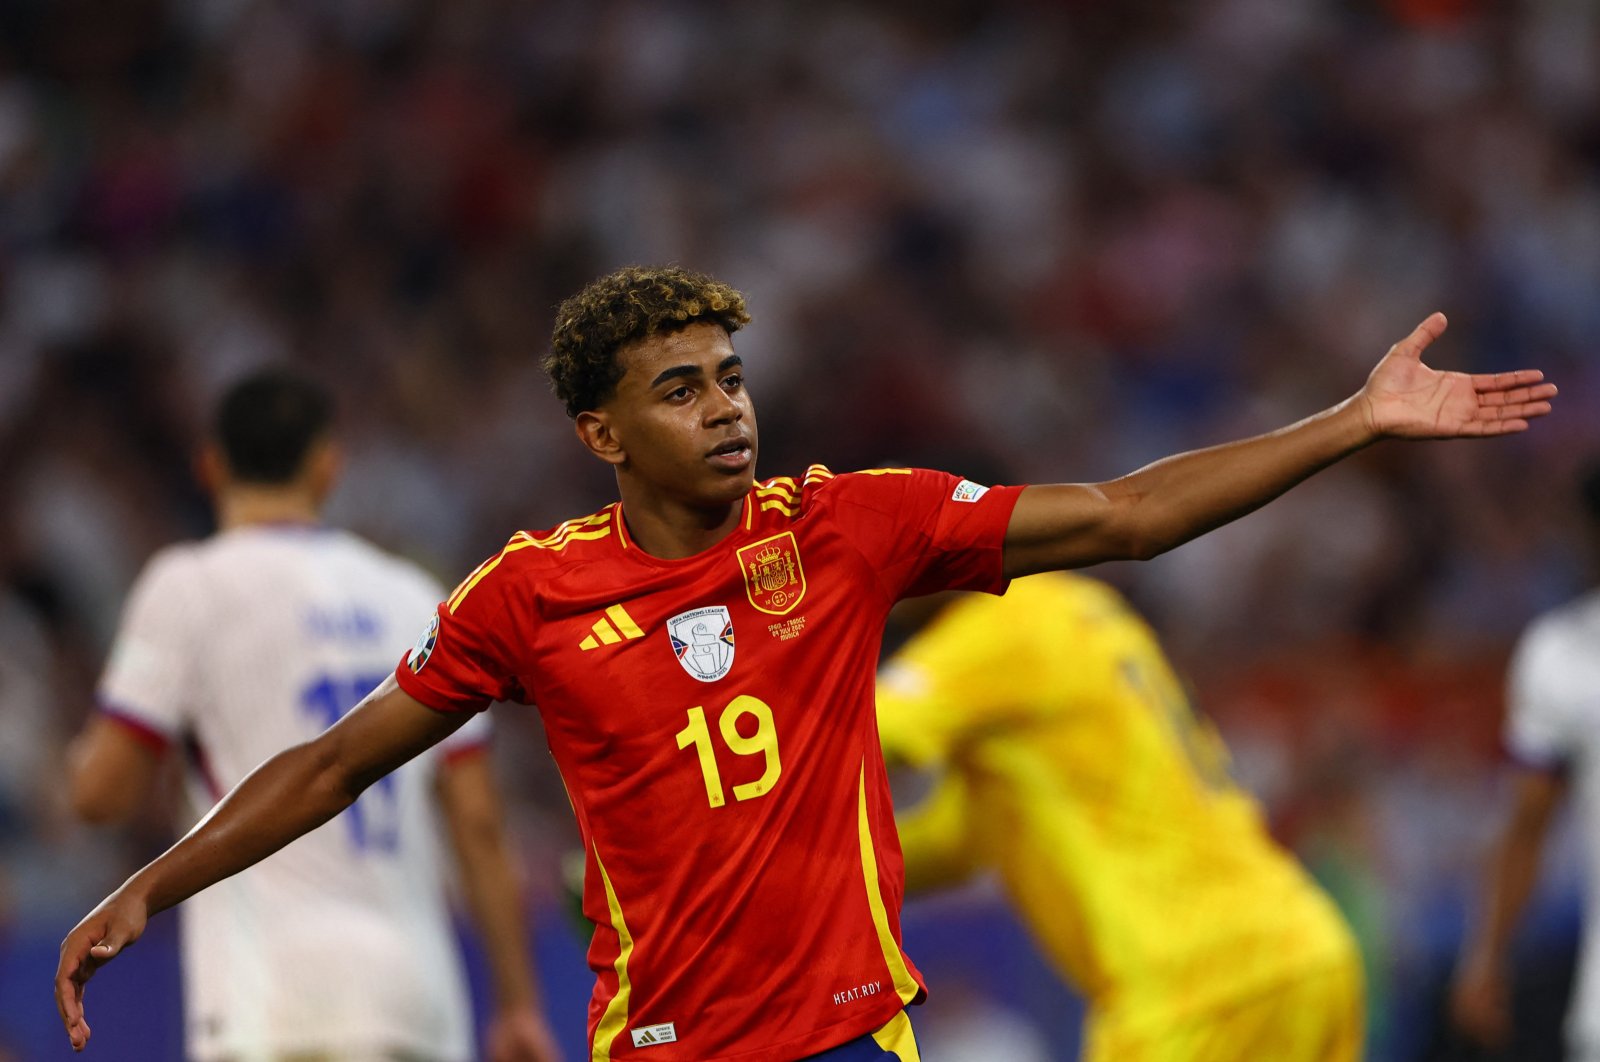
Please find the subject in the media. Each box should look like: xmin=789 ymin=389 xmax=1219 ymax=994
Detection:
xmin=736 ymin=531 xmax=806 ymax=616
xmin=407 ymin=613 xmax=440 ymax=673
xmin=667 ymin=606 xmax=736 ymax=682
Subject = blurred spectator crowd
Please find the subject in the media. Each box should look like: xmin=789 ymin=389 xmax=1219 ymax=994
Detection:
xmin=1 ymin=0 xmax=1597 ymax=1057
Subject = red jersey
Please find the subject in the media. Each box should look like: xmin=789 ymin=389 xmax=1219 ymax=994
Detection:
xmin=395 ymin=465 xmax=1022 ymax=1061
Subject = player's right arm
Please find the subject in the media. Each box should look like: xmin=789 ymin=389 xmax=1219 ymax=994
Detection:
xmin=55 ymin=676 xmax=472 ymax=1052
xmin=1449 ymin=768 xmax=1567 ymax=1049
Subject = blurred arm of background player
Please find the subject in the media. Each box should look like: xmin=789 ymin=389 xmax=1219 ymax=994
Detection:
xmin=56 ymin=676 xmax=559 ymax=1057
xmin=67 ymin=717 xmax=166 ymax=824
xmin=1449 ymin=769 xmax=1568 ymax=1049
xmin=437 ymin=749 xmax=565 ymax=1062
xmin=67 ymin=721 xmax=563 ymax=1060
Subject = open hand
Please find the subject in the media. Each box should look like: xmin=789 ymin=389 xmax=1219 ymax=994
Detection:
xmin=1359 ymin=313 xmax=1557 ymax=439
xmin=55 ymin=892 xmax=149 ymax=1051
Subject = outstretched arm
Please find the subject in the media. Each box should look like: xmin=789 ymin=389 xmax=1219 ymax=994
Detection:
xmin=1003 ymin=314 xmax=1556 ymax=576
xmin=1449 ymin=768 xmax=1567 ymax=1050
xmin=438 ymin=752 xmax=564 ymax=1062
xmin=55 ymin=676 xmax=470 ymax=1052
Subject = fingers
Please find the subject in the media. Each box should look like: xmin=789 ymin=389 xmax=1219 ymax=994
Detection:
xmin=1392 ymin=312 xmax=1449 ymax=360
xmin=55 ymin=962 xmax=91 ymax=1050
xmin=1472 ymin=370 xmax=1556 ymax=398
xmin=1476 ymin=385 xmax=1557 ymax=408
xmin=56 ymin=922 xmax=132 ymax=1051
xmin=1466 ymin=375 xmax=1555 ymax=434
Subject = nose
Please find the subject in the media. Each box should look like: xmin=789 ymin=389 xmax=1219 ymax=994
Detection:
xmin=704 ymin=385 xmax=743 ymax=426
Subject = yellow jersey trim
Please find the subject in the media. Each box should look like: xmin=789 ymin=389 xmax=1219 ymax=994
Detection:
xmin=756 ymin=477 xmax=797 ymax=498
xmin=870 ymin=1009 xmax=920 ymax=1061
xmin=448 ymin=509 xmax=614 ymax=612
xmin=590 ymin=846 xmax=636 ymax=1062
xmin=856 ymin=762 xmax=922 ymax=1005
xmin=447 ymin=538 xmax=539 ymax=613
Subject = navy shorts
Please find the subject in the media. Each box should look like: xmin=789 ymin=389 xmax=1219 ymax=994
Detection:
xmin=801 ymin=1010 xmax=919 ymax=1061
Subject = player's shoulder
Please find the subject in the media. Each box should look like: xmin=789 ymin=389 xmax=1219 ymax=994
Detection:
xmin=1518 ymin=589 xmax=1600 ymax=662
xmin=444 ymin=504 xmax=622 ymax=611
xmin=742 ymin=465 xmax=919 ymax=531
xmin=132 ymin=539 xmax=211 ymax=593
xmin=789 ymin=463 xmax=955 ymax=507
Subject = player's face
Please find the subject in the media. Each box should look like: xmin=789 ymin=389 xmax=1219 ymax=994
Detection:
xmin=599 ymin=321 xmax=758 ymax=508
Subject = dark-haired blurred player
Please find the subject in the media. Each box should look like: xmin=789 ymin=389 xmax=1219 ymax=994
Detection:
xmin=59 ymin=266 xmax=1553 ymax=1061
xmin=66 ymin=369 xmax=561 ymax=1062
xmin=1451 ymin=461 xmax=1600 ymax=1061
xmin=879 ymin=574 xmax=1362 ymax=1061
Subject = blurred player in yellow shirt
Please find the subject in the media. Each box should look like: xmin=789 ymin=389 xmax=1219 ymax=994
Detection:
xmin=877 ymin=572 xmax=1363 ymax=1062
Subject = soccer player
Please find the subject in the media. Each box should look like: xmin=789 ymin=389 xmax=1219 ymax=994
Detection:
xmin=57 ymin=266 xmax=1554 ymax=1061
xmin=64 ymin=370 xmax=561 ymax=1062
xmin=1450 ymin=461 xmax=1600 ymax=1061
xmin=878 ymin=573 xmax=1362 ymax=1060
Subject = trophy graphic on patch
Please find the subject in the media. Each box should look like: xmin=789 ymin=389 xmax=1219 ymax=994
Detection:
xmin=667 ymin=606 xmax=736 ymax=682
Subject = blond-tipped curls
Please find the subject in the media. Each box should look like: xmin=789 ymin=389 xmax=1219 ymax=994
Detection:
xmin=543 ymin=265 xmax=751 ymax=417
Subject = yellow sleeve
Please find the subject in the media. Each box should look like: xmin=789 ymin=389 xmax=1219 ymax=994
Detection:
xmin=876 ymin=583 xmax=1076 ymax=769
xmin=895 ymin=773 xmax=981 ymax=896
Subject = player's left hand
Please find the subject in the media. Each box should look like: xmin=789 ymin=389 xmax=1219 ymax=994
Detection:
xmin=487 ymin=1004 xmax=565 ymax=1062
xmin=1358 ymin=313 xmax=1557 ymax=439
xmin=55 ymin=889 xmax=151 ymax=1051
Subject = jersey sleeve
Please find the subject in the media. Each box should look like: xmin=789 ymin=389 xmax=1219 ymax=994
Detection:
xmin=394 ymin=551 xmax=529 ymax=715
xmin=1504 ymin=619 xmax=1577 ymax=770
xmin=825 ymin=468 xmax=1024 ymax=602
xmin=877 ymin=586 xmax=1068 ymax=769
xmin=96 ymin=548 xmax=204 ymax=745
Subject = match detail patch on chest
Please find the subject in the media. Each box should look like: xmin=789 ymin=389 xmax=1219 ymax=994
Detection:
xmin=667 ymin=606 xmax=735 ymax=682
xmin=736 ymin=531 xmax=806 ymax=615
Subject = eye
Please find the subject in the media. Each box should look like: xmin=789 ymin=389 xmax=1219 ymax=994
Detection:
xmin=721 ymin=373 xmax=743 ymax=392
xmin=667 ymin=385 xmax=693 ymax=401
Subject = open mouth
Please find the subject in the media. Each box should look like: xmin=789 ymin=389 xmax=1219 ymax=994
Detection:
xmin=708 ymin=436 xmax=753 ymax=469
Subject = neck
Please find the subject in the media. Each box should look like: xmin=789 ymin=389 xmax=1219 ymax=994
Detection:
xmin=215 ymin=486 xmax=322 ymax=531
xmin=615 ymin=482 xmax=745 ymax=560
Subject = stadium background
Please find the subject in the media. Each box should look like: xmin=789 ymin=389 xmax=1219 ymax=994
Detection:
xmin=0 ymin=0 xmax=1596 ymax=1058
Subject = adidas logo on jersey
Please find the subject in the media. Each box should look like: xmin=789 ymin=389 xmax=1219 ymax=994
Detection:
xmin=630 ymin=1022 xmax=677 ymax=1047
xmin=579 ymin=605 xmax=645 ymax=650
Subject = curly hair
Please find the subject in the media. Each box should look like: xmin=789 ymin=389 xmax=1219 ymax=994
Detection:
xmin=543 ymin=265 xmax=752 ymax=417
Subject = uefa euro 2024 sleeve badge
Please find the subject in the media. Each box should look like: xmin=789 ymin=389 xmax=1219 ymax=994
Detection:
xmin=668 ymin=606 xmax=736 ymax=682
xmin=407 ymin=612 xmax=440 ymax=673
xmin=735 ymin=532 xmax=806 ymax=616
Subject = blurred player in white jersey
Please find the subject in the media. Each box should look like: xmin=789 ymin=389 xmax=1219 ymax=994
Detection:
xmin=1451 ymin=460 xmax=1600 ymax=1061
xmin=66 ymin=369 xmax=562 ymax=1062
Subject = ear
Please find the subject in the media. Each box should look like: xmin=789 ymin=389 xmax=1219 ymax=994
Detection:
xmin=195 ymin=445 xmax=227 ymax=498
xmin=303 ymin=438 xmax=343 ymax=505
xmin=575 ymin=411 xmax=627 ymax=467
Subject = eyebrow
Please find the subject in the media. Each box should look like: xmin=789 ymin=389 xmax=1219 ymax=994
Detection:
xmin=650 ymin=355 xmax=743 ymax=390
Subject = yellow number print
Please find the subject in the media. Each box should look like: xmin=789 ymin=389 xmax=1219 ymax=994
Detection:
xmin=675 ymin=695 xmax=783 ymax=807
